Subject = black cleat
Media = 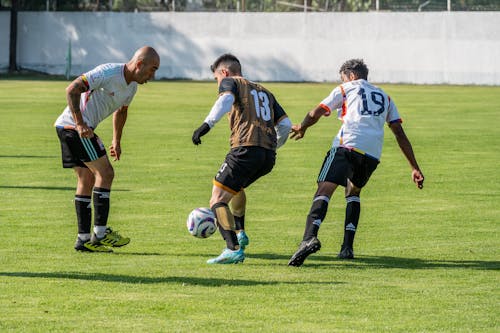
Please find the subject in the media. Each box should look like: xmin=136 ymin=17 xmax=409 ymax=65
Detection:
xmin=337 ymin=246 xmax=354 ymax=259
xmin=288 ymin=237 xmax=321 ymax=267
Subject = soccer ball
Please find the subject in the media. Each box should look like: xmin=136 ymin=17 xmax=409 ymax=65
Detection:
xmin=187 ymin=207 xmax=217 ymax=238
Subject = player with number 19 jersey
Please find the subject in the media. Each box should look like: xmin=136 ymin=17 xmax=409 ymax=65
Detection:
xmin=319 ymin=79 xmax=401 ymax=160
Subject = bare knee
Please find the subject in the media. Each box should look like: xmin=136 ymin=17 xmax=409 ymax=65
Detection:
xmin=94 ymin=165 xmax=114 ymax=188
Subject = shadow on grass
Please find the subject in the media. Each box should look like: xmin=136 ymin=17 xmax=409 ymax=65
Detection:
xmin=248 ymin=253 xmax=500 ymax=270
xmin=0 ymin=271 xmax=344 ymax=286
xmin=0 ymin=185 xmax=129 ymax=191
xmin=0 ymin=155 xmax=57 ymax=158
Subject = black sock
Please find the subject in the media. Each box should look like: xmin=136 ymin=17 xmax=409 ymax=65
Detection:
xmin=303 ymin=195 xmax=330 ymax=241
xmin=75 ymin=195 xmax=92 ymax=235
xmin=93 ymin=187 xmax=110 ymax=227
xmin=234 ymin=215 xmax=245 ymax=231
xmin=342 ymin=196 xmax=360 ymax=249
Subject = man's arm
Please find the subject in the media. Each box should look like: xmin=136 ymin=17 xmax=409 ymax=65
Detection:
xmin=110 ymin=106 xmax=128 ymax=161
xmin=192 ymin=92 xmax=234 ymax=145
xmin=389 ymin=121 xmax=424 ymax=189
xmin=66 ymin=76 xmax=92 ymax=138
xmin=290 ymin=105 xmax=328 ymax=140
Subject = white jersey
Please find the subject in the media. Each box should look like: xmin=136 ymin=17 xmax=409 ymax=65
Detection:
xmin=319 ymin=79 xmax=401 ymax=160
xmin=54 ymin=63 xmax=137 ymax=129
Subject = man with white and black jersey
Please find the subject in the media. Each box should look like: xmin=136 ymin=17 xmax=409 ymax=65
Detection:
xmin=288 ymin=58 xmax=424 ymax=267
xmin=55 ymin=46 xmax=160 ymax=253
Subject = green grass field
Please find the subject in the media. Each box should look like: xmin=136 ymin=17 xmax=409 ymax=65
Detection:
xmin=0 ymin=79 xmax=498 ymax=332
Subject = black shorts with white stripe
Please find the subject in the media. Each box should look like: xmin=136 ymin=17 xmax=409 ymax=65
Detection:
xmin=56 ymin=127 xmax=107 ymax=168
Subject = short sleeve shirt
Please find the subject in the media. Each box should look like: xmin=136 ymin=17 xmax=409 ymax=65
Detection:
xmin=319 ymin=79 xmax=401 ymax=160
xmin=54 ymin=63 xmax=137 ymax=129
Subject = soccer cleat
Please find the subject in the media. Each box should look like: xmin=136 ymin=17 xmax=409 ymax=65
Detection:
xmin=237 ymin=230 xmax=249 ymax=250
xmin=91 ymin=227 xmax=130 ymax=248
xmin=75 ymin=237 xmax=113 ymax=253
xmin=288 ymin=237 xmax=322 ymax=267
xmin=207 ymin=248 xmax=245 ymax=264
xmin=337 ymin=246 xmax=354 ymax=259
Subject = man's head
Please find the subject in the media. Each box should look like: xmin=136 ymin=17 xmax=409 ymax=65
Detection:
xmin=210 ymin=54 xmax=242 ymax=85
xmin=128 ymin=46 xmax=160 ymax=84
xmin=339 ymin=59 xmax=368 ymax=82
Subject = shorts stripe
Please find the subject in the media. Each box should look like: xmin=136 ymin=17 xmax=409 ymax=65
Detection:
xmin=212 ymin=179 xmax=239 ymax=195
xmin=318 ymin=148 xmax=336 ymax=182
xmin=80 ymin=137 xmax=98 ymax=161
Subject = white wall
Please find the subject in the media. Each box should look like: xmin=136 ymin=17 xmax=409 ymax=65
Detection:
xmin=1 ymin=11 xmax=499 ymax=85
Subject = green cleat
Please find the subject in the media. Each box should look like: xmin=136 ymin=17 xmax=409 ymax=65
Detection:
xmin=91 ymin=227 xmax=130 ymax=248
xmin=75 ymin=237 xmax=113 ymax=253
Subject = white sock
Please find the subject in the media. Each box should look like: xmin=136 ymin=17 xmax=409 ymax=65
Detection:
xmin=94 ymin=226 xmax=107 ymax=238
xmin=78 ymin=233 xmax=91 ymax=242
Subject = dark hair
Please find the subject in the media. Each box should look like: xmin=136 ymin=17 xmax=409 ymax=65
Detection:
xmin=339 ymin=59 xmax=369 ymax=80
xmin=210 ymin=53 xmax=242 ymax=75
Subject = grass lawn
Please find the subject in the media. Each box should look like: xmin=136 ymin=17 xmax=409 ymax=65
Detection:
xmin=0 ymin=79 xmax=498 ymax=332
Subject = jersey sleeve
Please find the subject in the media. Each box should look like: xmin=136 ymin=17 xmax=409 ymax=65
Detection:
xmin=319 ymin=86 xmax=345 ymax=117
xmin=82 ymin=65 xmax=106 ymax=91
xmin=219 ymin=78 xmax=238 ymax=95
xmin=272 ymin=98 xmax=287 ymax=125
xmin=386 ymin=96 xmax=402 ymax=124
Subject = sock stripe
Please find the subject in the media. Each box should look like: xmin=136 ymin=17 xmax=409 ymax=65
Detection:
xmin=346 ymin=196 xmax=360 ymax=203
xmin=314 ymin=195 xmax=330 ymax=203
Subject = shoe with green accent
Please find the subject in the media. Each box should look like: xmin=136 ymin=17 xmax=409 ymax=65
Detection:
xmin=237 ymin=230 xmax=249 ymax=250
xmin=207 ymin=248 xmax=245 ymax=264
xmin=91 ymin=227 xmax=130 ymax=248
xmin=75 ymin=237 xmax=113 ymax=253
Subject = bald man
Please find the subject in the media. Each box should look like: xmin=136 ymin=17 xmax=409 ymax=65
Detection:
xmin=55 ymin=46 xmax=160 ymax=252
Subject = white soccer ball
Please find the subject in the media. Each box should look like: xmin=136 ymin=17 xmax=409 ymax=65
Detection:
xmin=187 ymin=207 xmax=217 ymax=238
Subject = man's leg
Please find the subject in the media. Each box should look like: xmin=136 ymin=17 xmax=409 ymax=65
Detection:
xmin=85 ymin=155 xmax=114 ymax=237
xmin=339 ymin=181 xmax=362 ymax=259
xmin=230 ymin=190 xmax=249 ymax=249
xmin=73 ymin=167 xmax=95 ymax=251
xmin=207 ymin=185 xmax=244 ymax=264
xmin=289 ymin=181 xmax=338 ymax=267
xmin=85 ymin=156 xmax=129 ymax=248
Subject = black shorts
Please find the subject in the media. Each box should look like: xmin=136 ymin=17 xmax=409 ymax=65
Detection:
xmin=56 ymin=127 xmax=106 ymax=168
xmin=317 ymin=147 xmax=379 ymax=188
xmin=214 ymin=146 xmax=276 ymax=194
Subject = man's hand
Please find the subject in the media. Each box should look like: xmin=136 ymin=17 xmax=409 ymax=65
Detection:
xmin=290 ymin=124 xmax=306 ymax=140
xmin=75 ymin=123 xmax=94 ymax=139
xmin=109 ymin=143 xmax=122 ymax=161
xmin=412 ymin=169 xmax=424 ymax=189
xmin=192 ymin=123 xmax=211 ymax=145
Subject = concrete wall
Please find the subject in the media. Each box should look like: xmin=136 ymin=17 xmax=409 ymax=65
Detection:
xmin=0 ymin=12 xmax=9 ymax=72
xmin=1 ymin=11 xmax=499 ymax=85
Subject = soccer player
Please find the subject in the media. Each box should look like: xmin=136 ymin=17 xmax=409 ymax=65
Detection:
xmin=55 ymin=46 xmax=160 ymax=252
xmin=192 ymin=53 xmax=292 ymax=264
xmin=288 ymin=59 xmax=424 ymax=266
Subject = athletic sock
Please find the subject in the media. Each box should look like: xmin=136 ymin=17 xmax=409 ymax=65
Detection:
xmin=75 ymin=195 xmax=92 ymax=235
xmin=211 ymin=202 xmax=239 ymax=250
xmin=303 ymin=195 xmax=330 ymax=241
xmin=342 ymin=196 xmax=360 ymax=249
xmin=93 ymin=187 xmax=110 ymax=230
xmin=77 ymin=233 xmax=91 ymax=242
xmin=234 ymin=215 xmax=245 ymax=231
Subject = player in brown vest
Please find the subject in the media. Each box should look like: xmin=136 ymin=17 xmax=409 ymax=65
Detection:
xmin=192 ymin=54 xmax=292 ymax=264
